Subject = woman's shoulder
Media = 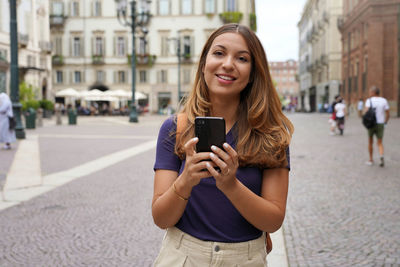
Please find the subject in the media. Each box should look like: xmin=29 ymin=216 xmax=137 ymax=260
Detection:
xmin=159 ymin=115 xmax=177 ymax=133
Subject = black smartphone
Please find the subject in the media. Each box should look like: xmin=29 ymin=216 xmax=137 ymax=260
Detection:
xmin=195 ymin=117 xmax=226 ymax=153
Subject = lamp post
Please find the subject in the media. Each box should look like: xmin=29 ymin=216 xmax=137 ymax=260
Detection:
xmin=9 ymin=0 xmax=25 ymax=139
xmin=168 ymin=36 xmax=182 ymax=103
xmin=116 ymin=0 xmax=151 ymax=123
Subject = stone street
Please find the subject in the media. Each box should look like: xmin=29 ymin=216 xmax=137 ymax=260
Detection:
xmin=0 ymin=113 xmax=399 ymax=266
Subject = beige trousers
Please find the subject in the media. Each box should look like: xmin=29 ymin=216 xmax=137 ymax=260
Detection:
xmin=154 ymin=227 xmax=267 ymax=267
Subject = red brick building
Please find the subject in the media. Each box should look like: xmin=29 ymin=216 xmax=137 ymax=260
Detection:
xmin=269 ymin=60 xmax=299 ymax=108
xmin=339 ymin=0 xmax=400 ymax=116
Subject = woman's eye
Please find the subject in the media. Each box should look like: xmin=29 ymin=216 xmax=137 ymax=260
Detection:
xmin=238 ymin=56 xmax=249 ymax=62
xmin=213 ymin=51 xmax=223 ymax=56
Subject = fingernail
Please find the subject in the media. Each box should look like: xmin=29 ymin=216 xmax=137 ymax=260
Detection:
xmin=193 ymin=137 xmax=198 ymax=141
xmin=210 ymin=153 xmax=215 ymax=158
xmin=223 ymin=143 xmax=229 ymax=148
xmin=206 ymin=162 xmax=211 ymax=168
xmin=211 ymin=145 xmax=217 ymax=151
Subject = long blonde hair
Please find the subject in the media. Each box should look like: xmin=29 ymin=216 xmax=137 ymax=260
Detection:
xmin=175 ymin=24 xmax=294 ymax=168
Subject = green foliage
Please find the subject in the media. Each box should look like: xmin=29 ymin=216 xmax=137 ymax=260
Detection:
xmin=19 ymin=82 xmax=40 ymax=111
xmin=219 ymin=12 xmax=243 ymax=24
xmin=39 ymin=99 xmax=54 ymax=111
xmin=250 ymin=13 xmax=257 ymax=32
xmin=19 ymin=81 xmax=36 ymax=102
xmin=22 ymin=100 xmax=40 ymax=111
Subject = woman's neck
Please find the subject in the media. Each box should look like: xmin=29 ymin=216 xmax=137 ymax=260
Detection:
xmin=210 ymin=96 xmax=239 ymax=133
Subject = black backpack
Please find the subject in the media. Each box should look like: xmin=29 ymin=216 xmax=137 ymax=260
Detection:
xmin=362 ymin=99 xmax=377 ymax=129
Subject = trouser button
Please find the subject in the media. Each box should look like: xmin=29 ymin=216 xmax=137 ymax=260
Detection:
xmin=214 ymin=245 xmax=220 ymax=252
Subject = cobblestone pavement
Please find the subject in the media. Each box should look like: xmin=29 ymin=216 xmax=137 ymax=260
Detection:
xmin=0 ymin=113 xmax=399 ymax=266
xmin=283 ymin=113 xmax=400 ymax=267
xmin=0 ymin=115 xmax=166 ymax=266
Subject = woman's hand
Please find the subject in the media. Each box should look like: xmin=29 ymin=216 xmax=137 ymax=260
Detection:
xmin=180 ymin=137 xmax=213 ymax=188
xmin=206 ymin=143 xmax=239 ymax=192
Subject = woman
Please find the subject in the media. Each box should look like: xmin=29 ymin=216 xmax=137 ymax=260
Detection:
xmin=0 ymin=92 xmax=16 ymax=150
xmin=152 ymin=24 xmax=293 ymax=266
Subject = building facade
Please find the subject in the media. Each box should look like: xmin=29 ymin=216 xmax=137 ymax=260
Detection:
xmin=339 ymin=0 xmax=400 ymax=116
xmin=298 ymin=0 xmax=342 ymax=112
xmin=50 ymin=0 xmax=255 ymax=114
xmin=269 ymin=60 xmax=299 ymax=108
xmin=0 ymin=0 xmax=52 ymax=98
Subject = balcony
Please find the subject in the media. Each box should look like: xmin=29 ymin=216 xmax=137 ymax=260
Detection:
xmin=52 ymin=55 xmax=64 ymax=66
xmin=127 ymin=54 xmax=156 ymax=67
xmin=92 ymin=54 xmax=105 ymax=65
xmin=50 ymin=15 xmax=66 ymax=27
xmin=219 ymin=12 xmax=243 ymax=24
xmin=18 ymin=33 xmax=29 ymax=47
xmin=181 ymin=53 xmax=192 ymax=64
xmin=39 ymin=41 xmax=52 ymax=54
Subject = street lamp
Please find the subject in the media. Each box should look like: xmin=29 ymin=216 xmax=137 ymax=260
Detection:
xmin=9 ymin=0 xmax=25 ymax=139
xmin=115 ymin=0 xmax=151 ymax=123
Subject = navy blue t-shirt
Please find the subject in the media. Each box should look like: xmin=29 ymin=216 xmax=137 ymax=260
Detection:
xmin=153 ymin=116 xmax=290 ymax=242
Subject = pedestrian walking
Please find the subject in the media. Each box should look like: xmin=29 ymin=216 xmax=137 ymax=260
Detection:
xmin=152 ymin=24 xmax=294 ymax=266
xmin=357 ymin=98 xmax=364 ymax=118
xmin=0 ymin=92 xmax=17 ymax=150
xmin=364 ymin=86 xmax=390 ymax=167
xmin=334 ymin=97 xmax=347 ymax=135
xmin=328 ymin=95 xmax=340 ymax=135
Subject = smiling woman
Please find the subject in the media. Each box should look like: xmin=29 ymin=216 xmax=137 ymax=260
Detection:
xmin=152 ymin=24 xmax=294 ymax=267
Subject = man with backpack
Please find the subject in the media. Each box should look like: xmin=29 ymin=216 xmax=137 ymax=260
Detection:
xmin=364 ymin=86 xmax=390 ymax=167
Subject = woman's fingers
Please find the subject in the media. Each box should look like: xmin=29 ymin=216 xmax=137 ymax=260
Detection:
xmin=184 ymin=137 xmax=198 ymax=157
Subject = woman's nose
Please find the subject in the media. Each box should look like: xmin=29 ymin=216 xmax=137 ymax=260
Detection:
xmin=222 ymin=56 xmax=234 ymax=70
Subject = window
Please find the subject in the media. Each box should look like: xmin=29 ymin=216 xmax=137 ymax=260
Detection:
xmin=183 ymin=36 xmax=191 ymax=56
xmin=55 ymin=36 xmax=62 ymax=55
xmin=94 ymin=0 xmax=101 ymax=16
xmin=159 ymin=70 xmax=168 ymax=83
xmin=205 ymin=0 xmax=215 ymax=13
xmin=226 ymin=0 xmax=236 ymax=12
xmin=56 ymin=71 xmax=63 ymax=84
xmin=74 ymin=71 xmax=81 ymax=83
xmin=159 ymin=0 xmax=169 ymax=15
xmin=73 ymin=37 xmax=81 ymax=56
xmin=52 ymin=2 xmax=63 ymax=15
xmin=139 ymin=37 xmax=146 ymax=55
xmin=117 ymin=36 xmax=126 ymax=56
xmin=96 ymin=70 xmax=105 ymax=83
xmin=139 ymin=70 xmax=147 ymax=83
xmin=71 ymin=1 xmax=79 ymax=16
xmin=182 ymin=0 xmax=192 ymax=14
xmin=161 ymin=36 xmax=169 ymax=56
xmin=117 ymin=71 xmax=126 ymax=83
xmin=95 ymin=37 xmax=104 ymax=55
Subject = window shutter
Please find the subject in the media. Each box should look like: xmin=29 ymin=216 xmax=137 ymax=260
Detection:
xmin=69 ymin=71 xmax=73 ymax=83
xmin=82 ymin=70 xmax=86 ymax=83
xmin=191 ymin=36 xmax=194 ymax=57
xmin=91 ymin=37 xmax=94 ymax=56
xmin=102 ymin=37 xmax=105 ymax=56
xmin=113 ymin=71 xmax=117 ymax=83
xmin=125 ymin=36 xmax=128 ymax=56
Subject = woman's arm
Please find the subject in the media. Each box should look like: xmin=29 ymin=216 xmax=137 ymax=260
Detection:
xmin=221 ymin=168 xmax=288 ymax=233
xmin=152 ymin=137 xmax=212 ymax=229
xmin=207 ymin=144 xmax=289 ymax=233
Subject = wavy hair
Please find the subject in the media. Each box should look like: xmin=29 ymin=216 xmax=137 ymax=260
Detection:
xmin=175 ymin=24 xmax=294 ymax=168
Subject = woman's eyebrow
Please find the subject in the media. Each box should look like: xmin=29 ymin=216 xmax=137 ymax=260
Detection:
xmin=212 ymin=44 xmax=250 ymax=55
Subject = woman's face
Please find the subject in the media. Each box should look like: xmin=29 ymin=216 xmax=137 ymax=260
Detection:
xmin=203 ymin=32 xmax=252 ymax=99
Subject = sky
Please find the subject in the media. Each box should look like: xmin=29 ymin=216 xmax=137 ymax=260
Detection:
xmin=255 ymin=0 xmax=307 ymax=62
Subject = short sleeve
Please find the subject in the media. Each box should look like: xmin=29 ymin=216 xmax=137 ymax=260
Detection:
xmin=384 ymin=99 xmax=390 ymax=110
xmin=153 ymin=116 xmax=182 ymax=172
